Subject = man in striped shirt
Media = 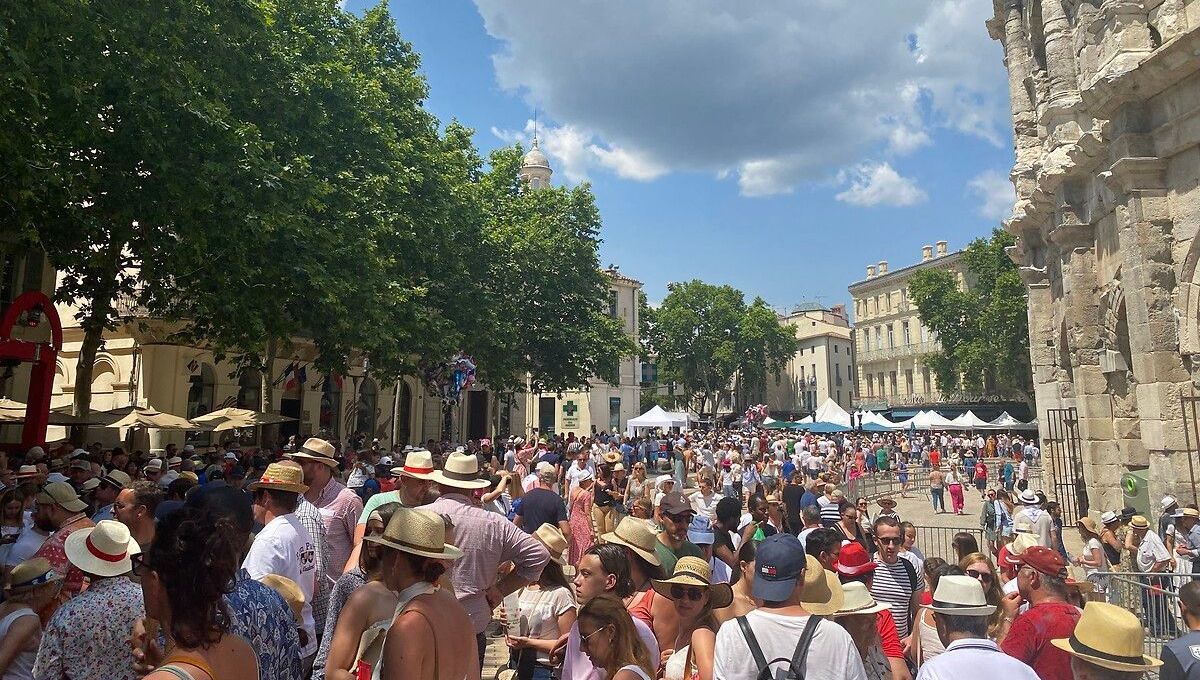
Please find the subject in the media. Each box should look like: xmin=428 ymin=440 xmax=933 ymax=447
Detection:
xmin=817 ymin=483 xmax=842 ymax=527
xmin=870 ymin=515 xmax=923 ymax=642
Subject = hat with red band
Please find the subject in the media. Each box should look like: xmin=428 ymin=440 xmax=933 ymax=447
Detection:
xmin=391 ymin=448 xmax=436 ymax=480
xmin=64 ymin=519 xmax=141 ymax=577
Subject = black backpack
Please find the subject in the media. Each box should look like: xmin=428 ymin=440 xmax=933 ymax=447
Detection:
xmin=736 ymin=615 xmax=824 ymax=680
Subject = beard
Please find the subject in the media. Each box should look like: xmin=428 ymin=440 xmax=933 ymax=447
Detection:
xmin=34 ymin=515 xmax=55 ymax=531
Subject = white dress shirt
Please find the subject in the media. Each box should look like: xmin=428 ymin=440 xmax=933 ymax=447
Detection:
xmin=915 ymin=637 xmax=1041 ymax=680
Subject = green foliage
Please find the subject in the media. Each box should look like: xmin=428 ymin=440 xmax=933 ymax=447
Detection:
xmin=908 ymin=228 xmax=1031 ymax=400
xmin=737 ymin=298 xmax=800 ymax=405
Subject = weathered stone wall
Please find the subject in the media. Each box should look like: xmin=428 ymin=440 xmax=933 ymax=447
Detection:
xmin=989 ymin=0 xmax=1200 ymax=516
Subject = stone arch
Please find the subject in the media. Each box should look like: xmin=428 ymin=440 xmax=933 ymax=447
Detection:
xmin=90 ymin=357 xmax=120 ymax=412
xmin=355 ymin=377 xmax=379 ymax=437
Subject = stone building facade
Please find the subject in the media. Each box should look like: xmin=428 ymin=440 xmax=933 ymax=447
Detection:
xmin=764 ymin=304 xmax=855 ymax=416
xmin=989 ymin=0 xmax=1200 ymax=512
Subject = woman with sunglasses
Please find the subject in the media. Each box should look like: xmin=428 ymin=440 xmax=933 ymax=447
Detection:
xmin=833 ymin=500 xmax=874 ymax=557
xmin=652 ymin=557 xmax=731 ymax=680
xmin=622 ymin=464 xmax=647 ymax=509
xmin=0 ymin=557 xmax=62 ymax=680
xmin=577 ymin=596 xmax=657 ymax=680
xmin=958 ymin=552 xmax=1005 ymax=638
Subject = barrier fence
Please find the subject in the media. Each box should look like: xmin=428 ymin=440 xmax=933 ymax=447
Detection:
xmin=837 ymin=457 xmax=1044 ymax=503
xmin=911 ymin=525 xmax=987 ymax=565
xmin=1091 ymin=571 xmax=1192 ymax=669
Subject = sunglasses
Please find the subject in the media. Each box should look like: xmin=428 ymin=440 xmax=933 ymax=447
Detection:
xmin=665 ymin=512 xmax=693 ymax=524
xmin=580 ymin=624 xmax=609 ymax=650
xmin=966 ymin=568 xmax=994 ymax=583
xmin=877 ymin=536 xmax=903 ymax=545
xmin=670 ymin=585 xmax=707 ymax=601
xmin=130 ymin=553 xmax=150 ymax=577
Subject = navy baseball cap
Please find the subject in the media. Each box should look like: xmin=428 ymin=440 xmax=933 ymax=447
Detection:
xmin=753 ymin=533 xmax=807 ymax=601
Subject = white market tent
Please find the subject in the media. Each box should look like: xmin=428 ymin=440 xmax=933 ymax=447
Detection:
xmin=626 ymin=405 xmax=691 ymax=435
xmin=860 ymin=410 xmax=901 ymax=429
xmin=987 ymin=411 xmax=1039 ymax=431
xmin=951 ymin=410 xmax=991 ymax=429
xmin=813 ymin=398 xmax=852 ymax=427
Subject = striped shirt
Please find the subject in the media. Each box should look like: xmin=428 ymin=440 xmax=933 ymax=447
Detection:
xmin=870 ymin=557 xmax=922 ymax=638
xmin=818 ymin=496 xmax=841 ymax=527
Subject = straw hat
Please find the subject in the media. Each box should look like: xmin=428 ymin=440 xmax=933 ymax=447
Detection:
xmin=391 ymin=448 xmax=436 ymax=480
xmin=428 ymin=452 xmax=490 ymax=490
xmin=798 ymin=555 xmax=844 ymax=616
xmin=101 ymin=469 xmax=133 ymax=490
xmin=14 ymin=465 xmax=40 ymax=481
xmin=927 ymin=574 xmax=996 ymax=616
xmin=833 ymin=581 xmax=888 ymax=617
xmin=998 ymin=533 xmax=1039 ymax=571
xmin=602 ymin=450 xmax=622 ymax=464
xmin=36 ymin=481 xmax=87 ymax=512
xmin=534 ymin=524 xmax=569 ymax=565
xmin=651 ymin=556 xmax=733 ymax=609
xmin=1175 ymin=507 xmax=1200 ymax=520
xmin=64 ymin=520 xmax=141 ymax=577
xmin=601 ymin=516 xmax=662 ymax=566
xmin=260 ymin=574 xmax=306 ymax=624
xmin=6 ymin=557 xmax=61 ymax=591
xmin=876 ymin=497 xmax=897 ymax=509
xmin=1051 ymin=602 xmax=1163 ymax=672
xmin=364 ymin=507 xmax=464 ymax=560
xmin=1128 ymin=515 xmax=1151 ymax=530
xmin=288 ymin=437 xmax=339 ymax=468
xmin=247 ymin=462 xmax=309 ymax=494
xmin=1075 ymin=516 xmax=1100 ymax=535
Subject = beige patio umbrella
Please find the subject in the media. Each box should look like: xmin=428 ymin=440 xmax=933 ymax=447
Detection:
xmin=105 ymin=406 xmax=196 ymax=430
xmin=0 ymin=397 xmax=27 ymax=423
xmin=191 ymin=407 xmax=295 ymax=432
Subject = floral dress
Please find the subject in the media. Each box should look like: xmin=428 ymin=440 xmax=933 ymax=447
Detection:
xmin=568 ymin=487 xmax=595 ymax=566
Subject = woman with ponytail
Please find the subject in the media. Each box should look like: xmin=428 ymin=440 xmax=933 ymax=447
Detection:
xmin=374 ymin=508 xmax=475 ymax=680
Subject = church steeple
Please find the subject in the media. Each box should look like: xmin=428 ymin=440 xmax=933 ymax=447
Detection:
xmin=519 ymin=115 xmax=552 ymax=189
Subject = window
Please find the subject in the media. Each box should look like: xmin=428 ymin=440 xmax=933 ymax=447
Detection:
xmin=923 ymin=367 xmax=931 ymax=395
xmin=863 ymin=329 xmax=871 ymax=351
xmin=902 ymin=321 xmax=911 ymax=345
xmin=236 ymin=369 xmax=262 ymax=410
xmin=835 ymin=364 xmax=843 ymax=386
xmin=355 ymin=379 xmax=378 ymax=437
xmin=834 ymin=344 xmax=839 ymax=354
xmin=890 ymin=371 xmax=898 ymax=395
xmin=609 ymin=397 xmax=621 ymax=432
xmin=608 ymin=290 xmax=618 ymax=318
xmin=885 ymin=293 xmax=892 ymax=313
xmin=905 ymin=369 xmax=913 ymax=394
xmin=887 ymin=324 xmax=895 ymax=348
xmin=799 ymin=365 xmax=806 ymax=382
xmin=875 ymin=326 xmax=882 ymax=347
xmin=878 ymin=374 xmax=886 ymax=397
xmin=866 ymin=376 xmax=874 ymax=397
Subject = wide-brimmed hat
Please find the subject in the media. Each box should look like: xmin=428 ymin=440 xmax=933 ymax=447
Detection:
xmin=833 ymin=581 xmax=888 ymax=617
xmin=392 ymin=448 xmax=436 ymax=480
xmin=601 ymin=516 xmax=662 ymax=566
xmin=1175 ymin=507 xmax=1200 ymax=520
xmin=64 ymin=520 xmax=141 ymax=577
xmin=166 ymin=456 xmax=183 ymax=469
xmin=14 ymin=465 xmax=40 ymax=481
xmin=652 ymin=556 xmax=733 ymax=609
xmin=534 ymin=524 xmax=569 ymax=565
xmin=1129 ymin=515 xmax=1151 ymax=530
xmin=288 ymin=437 xmax=339 ymax=468
xmin=364 ymin=507 xmax=464 ymax=560
xmin=835 ymin=542 xmax=876 ymax=577
xmin=428 ymin=452 xmax=490 ymax=490
xmin=100 ymin=469 xmax=133 ymax=490
xmin=876 ymin=497 xmax=897 ymax=509
xmin=602 ymin=450 xmax=622 ymax=464
xmin=1075 ymin=516 xmax=1100 ymax=535
xmin=7 ymin=557 xmax=62 ymax=591
xmin=260 ymin=574 xmax=305 ymax=624
xmin=1017 ymin=489 xmax=1040 ymax=505
xmin=247 ymin=462 xmax=309 ymax=494
xmin=927 ymin=574 xmax=996 ymax=616
xmin=799 ymin=555 xmax=844 ymax=616
xmin=36 ymin=481 xmax=87 ymax=512
xmin=1051 ymin=602 xmax=1163 ymax=672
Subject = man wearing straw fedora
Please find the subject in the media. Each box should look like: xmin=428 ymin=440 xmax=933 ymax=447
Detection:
xmin=421 ymin=451 xmax=550 ymax=668
xmin=714 ymin=533 xmax=867 ymax=680
xmin=1053 ymin=601 xmax=1164 ymax=680
xmin=915 ymin=575 xmax=1040 ymax=680
xmin=289 ymin=437 xmax=362 ymax=587
xmin=33 ymin=520 xmax=145 ymax=680
xmin=243 ymin=461 xmax=319 ymax=663
xmin=343 ymin=447 xmax=438 ymax=572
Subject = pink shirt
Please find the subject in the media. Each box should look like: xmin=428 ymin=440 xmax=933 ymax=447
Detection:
xmin=311 ymin=478 xmax=362 ymax=582
xmin=421 ymin=493 xmax=550 ymax=633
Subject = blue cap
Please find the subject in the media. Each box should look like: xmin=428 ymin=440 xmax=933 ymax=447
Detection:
xmin=753 ymin=533 xmax=807 ymax=601
xmin=687 ymin=516 xmax=714 ymax=545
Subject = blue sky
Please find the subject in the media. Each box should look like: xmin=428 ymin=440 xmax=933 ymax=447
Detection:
xmin=367 ymin=1 xmax=1016 ymax=312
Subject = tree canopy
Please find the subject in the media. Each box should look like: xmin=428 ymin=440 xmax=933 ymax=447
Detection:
xmin=908 ymin=228 xmax=1032 ymax=401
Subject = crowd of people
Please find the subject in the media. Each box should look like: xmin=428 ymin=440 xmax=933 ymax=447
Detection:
xmin=0 ymin=426 xmax=1186 ymax=680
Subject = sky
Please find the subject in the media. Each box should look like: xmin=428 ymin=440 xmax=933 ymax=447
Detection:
xmin=362 ymin=0 xmax=1016 ymax=312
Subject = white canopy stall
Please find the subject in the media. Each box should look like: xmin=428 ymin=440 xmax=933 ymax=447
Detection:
xmin=626 ymin=405 xmax=691 ymax=435
xmin=813 ymin=398 xmax=853 ymax=427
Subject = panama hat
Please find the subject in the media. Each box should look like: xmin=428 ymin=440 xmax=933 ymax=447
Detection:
xmin=876 ymin=497 xmax=897 ymax=509
xmin=364 ymin=507 xmax=464 ymax=560
xmin=6 ymin=557 xmax=62 ymax=591
xmin=602 ymin=450 xmax=622 ymax=464
xmin=1098 ymin=510 xmax=1118 ymax=525
xmin=833 ymin=581 xmax=889 ymax=617
xmin=601 ymin=516 xmax=662 ymax=566
xmin=14 ymin=465 xmax=40 ymax=481
xmin=248 ymin=462 xmax=309 ymax=494
xmin=1017 ymin=489 xmax=1041 ymax=505
xmin=1129 ymin=514 xmax=1151 ymax=530
xmin=534 ymin=524 xmax=569 ymax=565
xmin=927 ymin=574 xmax=996 ymax=616
xmin=288 ymin=437 xmax=339 ymax=468
xmin=998 ymin=533 xmax=1039 ymax=571
xmin=1161 ymin=495 xmax=1179 ymax=511
xmin=101 ymin=469 xmax=132 ymax=490
xmin=1051 ymin=602 xmax=1163 ymax=672
xmin=143 ymin=459 xmax=164 ymax=474
xmin=64 ymin=520 xmax=141 ymax=577
xmin=36 ymin=481 xmax=87 ymax=512
xmin=428 ymin=452 xmax=490 ymax=490
xmin=799 ymin=555 xmax=844 ymax=616
xmin=260 ymin=574 xmax=306 ymax=624
xmin=166 ymin=456 xmax=183 ymax=469
xmin=391 ymin=448 xmax=436 ymax=480
xmin=652 ymin=556 xmax=733 ymax=609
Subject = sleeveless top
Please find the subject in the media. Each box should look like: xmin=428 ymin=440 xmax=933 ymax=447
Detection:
xmin=628 ymin=588 xmax=656 ymax=629
xmin=0 ymin=607 xmax=38 ymax=680
xmin=916 ymin=611 xmax=946 ymax=664
xmin=370 ymin=581 xmax=439 ymax=680
xmin=662 ymin=645 xmax=694 ymax=680
xmin=617 ymin=664 xmax=653 ymax=680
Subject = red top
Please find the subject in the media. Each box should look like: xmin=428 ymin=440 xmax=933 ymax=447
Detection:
xmin=1000 ymin=600 xmax=1081 ymax=680
xmin=930 ymin=450 xmax=941 ymax=468
xmin=876 ymin=608 xmax=903 ymax=658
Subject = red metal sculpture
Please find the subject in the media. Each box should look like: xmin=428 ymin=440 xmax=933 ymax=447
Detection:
xmin=0 ymin=290 xmax=63 ymax=447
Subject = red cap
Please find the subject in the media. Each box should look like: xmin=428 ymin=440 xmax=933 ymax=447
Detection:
xmin=1014 ymin=546 xmax=1066 ymax=578
xmin=835 ymin=542 xmax=876 ymax=576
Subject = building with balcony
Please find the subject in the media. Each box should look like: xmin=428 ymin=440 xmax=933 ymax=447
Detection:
xmin=848 ymin=241 xmax=965 ymax=415
xmin=764 ymin=303 xmax=855 ymax=416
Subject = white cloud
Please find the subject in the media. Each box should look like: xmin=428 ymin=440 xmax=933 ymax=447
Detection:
xmin=474 ymin=0 xmax=1007 ymax=196
xmin=835 ymin=162 xmax=927 ymax=207
xmin=492 ymin=119 xmax=669 ymax=183
xmin=967 ymin=169 xmax=1016 ymax=221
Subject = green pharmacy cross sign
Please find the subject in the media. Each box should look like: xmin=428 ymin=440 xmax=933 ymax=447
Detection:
xmin=562 ymin=400 xmax=580 ymax=429
xmin=562 ymin=401 xmax=578 ymax=416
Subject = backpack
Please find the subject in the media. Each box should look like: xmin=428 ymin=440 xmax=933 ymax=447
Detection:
xmin=736 ymin=615 xmax=824 ymax=680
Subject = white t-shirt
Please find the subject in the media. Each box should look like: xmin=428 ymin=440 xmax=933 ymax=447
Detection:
xmin=1138 ymin=531 xmax=1170 ymax=572
xmin=690 ymin=490 xmax=722 ymax=521
xmin=243 ymin=513 xmax=318 ymax=656
xmin=513 ymin=585 xmax=575 ymax=664
xmin=714 ymin=610 xmax=867 ymax=680
xmin=566 ymin=463 xmax=595 ymax=495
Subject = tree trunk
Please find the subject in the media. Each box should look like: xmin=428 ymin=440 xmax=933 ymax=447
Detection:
xmin=259 ymin=338 xmax=277 ymax=449
xmin=70 ymin=321 xmax=106 ymax=445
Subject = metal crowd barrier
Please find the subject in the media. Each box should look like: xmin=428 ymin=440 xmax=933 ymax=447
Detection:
xmin=837 ymin=458 xmax=1044 ymax=503
xmin=909 ymin=525 xmax=988 ymax=565
xmin=1091 ymin=571 xmax=1192 ymax=667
